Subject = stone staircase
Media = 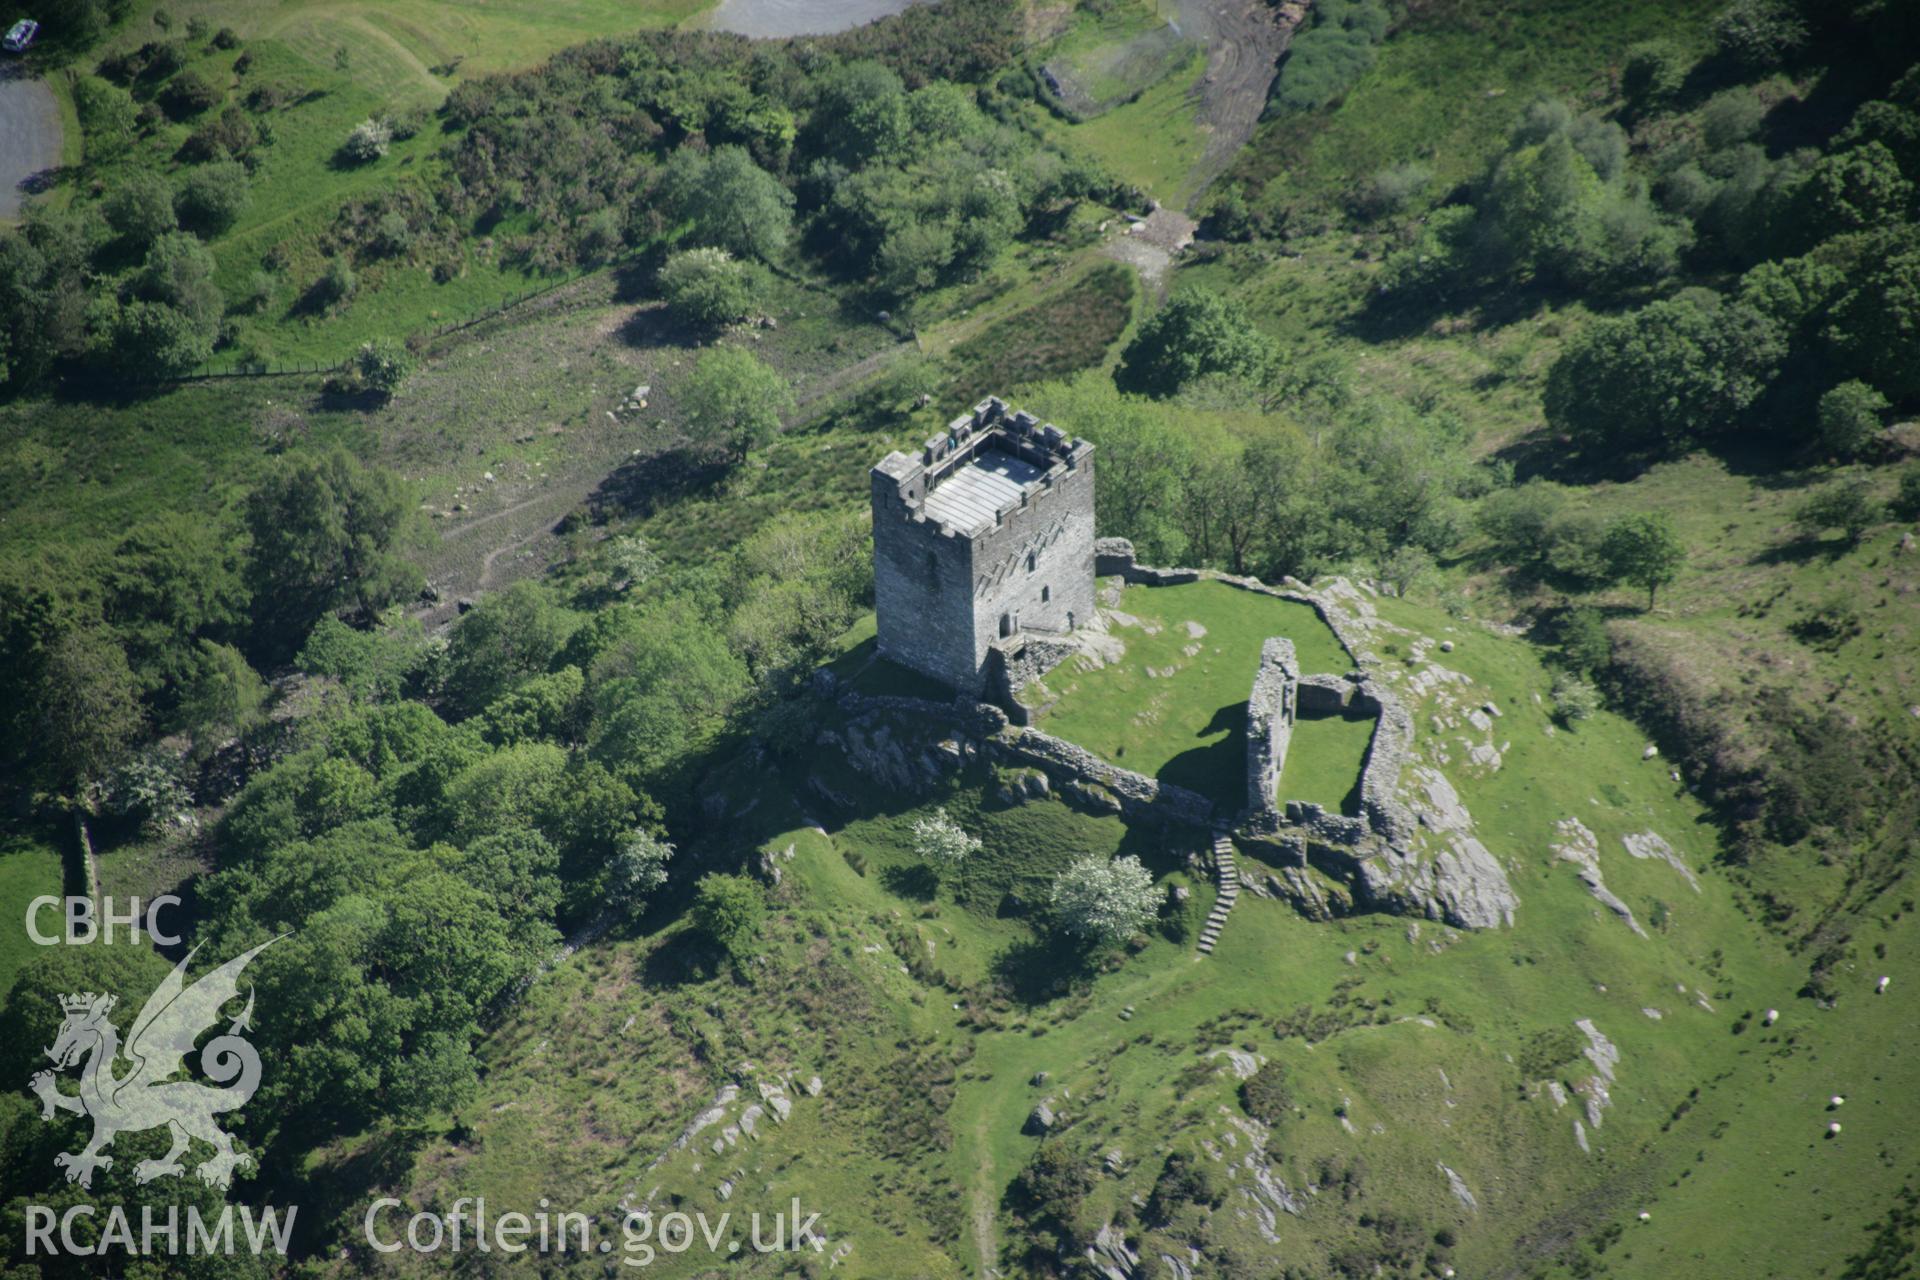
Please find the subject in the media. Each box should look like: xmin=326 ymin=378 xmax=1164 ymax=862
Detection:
xmin=1197 ymin=829 xmax=1239 ymax=956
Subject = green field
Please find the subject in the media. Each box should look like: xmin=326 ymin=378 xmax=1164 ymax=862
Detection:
xmin=1036 ymin=51 xmax=1208 ymax=206
xmin=107 ymin=0 xmax=710 ymax=99
xmin=1039 ymin=0 xmax=1195 ymax=121
xmin=1032 ymin=579 xmax=1350 ymax=810
xmin=1278 ymin=708 xmax=1374 ymax=813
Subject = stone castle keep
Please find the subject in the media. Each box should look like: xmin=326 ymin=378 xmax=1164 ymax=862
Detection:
xmin=871 ymin=397 xmax=1097 ymax=694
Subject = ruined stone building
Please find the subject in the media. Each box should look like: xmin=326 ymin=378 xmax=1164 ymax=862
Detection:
xmin=870 ymin=397 xmax=1096 ymax=694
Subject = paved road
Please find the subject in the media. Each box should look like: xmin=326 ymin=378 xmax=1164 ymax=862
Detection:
xmin=0 ymin=65 xmax=61 ymax=221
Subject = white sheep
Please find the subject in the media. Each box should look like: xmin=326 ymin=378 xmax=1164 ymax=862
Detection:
xmin=1763 ymin=1009 xmax=1779 ymax=1026
xmin=1878 ymin=976 xmax=1892 ymax=994
xmin=1830 ymin=1095 xmax=1846 ymax=1109
xmin=1828 ymin=1122 xmax=1843 ymax=1136
xmin=1638 ymin=1211 xmax=1652 ymax=1222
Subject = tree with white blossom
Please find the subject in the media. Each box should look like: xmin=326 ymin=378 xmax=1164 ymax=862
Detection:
xmin=912 ymin=807 xmax=981 ymax=881
xmin=1048 ymin=853 xmax=1157 ymax=948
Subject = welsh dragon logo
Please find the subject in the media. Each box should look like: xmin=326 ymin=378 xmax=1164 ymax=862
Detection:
xmin=29 ymin=939 xmax=278 ymax=1190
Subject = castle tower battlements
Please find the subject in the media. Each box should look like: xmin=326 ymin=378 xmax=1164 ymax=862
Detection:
xmin=870 ymin=396 xmax=1096 ymax=694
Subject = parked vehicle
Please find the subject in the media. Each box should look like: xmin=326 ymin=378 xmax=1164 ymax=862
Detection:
xmin=2 ymin=18 xmax=39 ymax=52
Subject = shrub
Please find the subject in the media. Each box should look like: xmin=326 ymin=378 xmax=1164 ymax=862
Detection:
xmin=692 ymin=873 xmax=767 ymax=965
xmin=1893 ymin=465 xmax=1920 ymax=521
xmin=340 ymin=117 xmax=393 ymax=165
xmin=174 ymin=159 xmax=251 ymax=235
xmin=1550 ymin=673 xmax=1601 ymax=726
xmin=1240 ymin=1062 xmax=1294 ymax=1125
xmin=179 ymin=105 xmax=258 ymax=162
xmin=1477 ymin=479 xmax=1566 ymax=565
xmin=161 ymin=69 xmax=222 ymax=119
xmin=1713 ymin=0 xmax=1807 ymax=71
xmin=1790 ymin=593 xmax=1863 ymax=650
xmin=330 ymin=339 xmax=414 ymax=399
xmin=1013 ymin=1142 xmax=1096 ymax=1227
xmin=212 ymin=26 xmax=241 ymax=50
xmin=571 ymin=207 xmax=625 ymax=263
xmin=1556 ymin=607 xmax=1611 ymax=674
xmin=1622 ymin=41 xmax=1687 ymax=114
xmin=1354 ymin=161 xmax=1432 ymax=219
xmin=107 ymin=300 xmax=214 ymax=378
xmin=371 ymin=210 xmax=413 ymax=258
xmin=73 ymin=77 xmax=139 ymax=163
xmin=245 ymin=80 xmax=298 ymax=111
xmin=1815 ymin=380 xmax=1889 ymax=457
xmin=1268 ymin=2 xmax=1389 ymax=114
xmin=1517 ymin=1026 xmax=1586 ymax=1079
xmin=103 ymin=172 xmax=179 ymax=249
xmin=311 ymin=256 xmax=356 ymax=309
xmin=136 ymin=232 xmax=223 ymax=329
xmin=388 ymin=105 xmax=433 ymax=140
xmin=104 ymin=750 xmax=194 ymax=836
xmin=1146 ymin=1151 xmax=1226 ymax=1225
xmin=240 ymin=269 xmax=275 ymax=313
xmin=1792 ymin=478 xmax=1880 ymax=545
xmin=659 ymin=246 xmax=762 ymax=327
xmin=131 ymin=40 xmax=189 ymax=81
xmin=1701 ymin=90 xmax=1767 ymax=151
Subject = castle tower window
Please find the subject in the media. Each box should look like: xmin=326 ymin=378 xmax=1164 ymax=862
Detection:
xmin=1041 ymin=584 xmax=1051 ymax=603
xmin=999 ymin=612 xmax=1013 ymax=638
xmin=1026 ymin=551 xmax=1037 ymax=573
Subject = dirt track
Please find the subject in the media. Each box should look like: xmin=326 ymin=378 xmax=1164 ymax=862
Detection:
xmin=1177 ymin=0 xmax=1305 ymax=202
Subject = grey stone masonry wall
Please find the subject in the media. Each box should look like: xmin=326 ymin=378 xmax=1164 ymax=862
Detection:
xmin=994 ymin=727 xmax=1214 ymax=829
xmin=872 ymin=396 xmax=1096 ymax=694
xmin=985 ymin=631 xmax=1083 ymax=725
xmin=1092 ymin=540 xmax=1424 ymax=853
xmin=1350 ymin=674 xmax=1416 ymax=845
xmin=1245 ymin=637 xmax=1298 ymax=830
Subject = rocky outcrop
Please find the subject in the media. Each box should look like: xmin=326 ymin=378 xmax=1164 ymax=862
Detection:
xmin=1354 ymin=766 xmax=1519 ymax=930
xmin=1553 ymin=818 xmax=1647 ymax=937
xmin=1622 ymin=830 xmax=1701 ymax=893
xmin=1086 ymin=1222 xmax=1140 ymax=1280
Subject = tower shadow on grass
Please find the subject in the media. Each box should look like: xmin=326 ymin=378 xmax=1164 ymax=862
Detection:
xmin=1156 ymin=700 xmax=1248 ymax=814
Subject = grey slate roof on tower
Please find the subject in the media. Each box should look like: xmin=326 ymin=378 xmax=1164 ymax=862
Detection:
xmin=870 ymin=396 xmax=1097 ymax=694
